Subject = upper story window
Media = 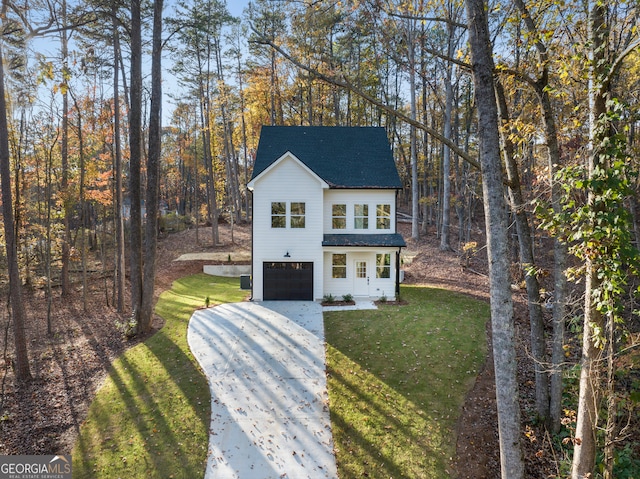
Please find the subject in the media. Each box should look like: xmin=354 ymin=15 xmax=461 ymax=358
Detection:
xmin=354 ymin=204 xmax=369 ymax=229
xmin=271 ymin=202 xmax=286 ymax=228
xmin=271 ymin=201 xmax=306 ymax=228
xmin=376 ymin=204 xmax=391 ymax=229
xmin=290 ymin=202 xmax=306 ymax=228
xmin=332 ymin=254 xmax=347 ymax=278
xmin=332 ymin=204 xmax=346 ymax=229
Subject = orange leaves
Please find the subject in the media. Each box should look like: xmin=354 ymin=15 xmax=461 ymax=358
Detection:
xmin=86 ymin=169 xmax=114 ymax=207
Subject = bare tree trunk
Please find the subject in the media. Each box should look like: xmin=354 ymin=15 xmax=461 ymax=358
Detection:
xmin=406 ymin=18 xmax=419 ymax=240
xmin=113 ymin=2 xmax=126 ymax=314
xmin=234 ymin=40 xmax=250 ymax=221
xmin=45 ymin=126 xmax=54 ymax=335
xmin=465 ymin=0 xmax=524 ymax=476
xmin=440 ymin=19 xmax=456 ymax=251
xmin=139 ymin=0 xmax=163 ymax=334
xmin=603 ymin=309 xmax=616 ymax=479
xmin=542 ymin=96 xmax=568 ymax=434
xmin=129 ymin=0 xmax=143 ymax=325
xmin=572 ymin=2 xmax=609 ymax=476
xmin=495 ymin=81 xmax=549 ymax=421
xmin=194 ymin=125 xmax=200 ymax=244
xmin=60 ymin=0 xmax=71 ymax=297
xmin=511 ymin=0 xmax=569 ymax=431
xmin=214 ymin=38 xmax=241 ymax=225
xmin=0 ymin=41 xmax=30 ymax=381
xmin=71 ymin=93 xmax=88 ymax=312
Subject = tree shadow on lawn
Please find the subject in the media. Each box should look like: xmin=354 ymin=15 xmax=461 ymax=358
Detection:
xmin=73 ymin=275 xmax=245 ymax=478
xmin=72 ymin=332 xmax=210 ymax=478
xmin=327 ymin=349 xmax=450 ymax=479
xmin=324 ymin=285 xmax=489 ymax=479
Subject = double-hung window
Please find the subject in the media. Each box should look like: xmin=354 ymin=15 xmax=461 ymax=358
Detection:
xmin=332 ymin=204 xmax=346 ymax=229
xmin=290 ymin=202 xmax=306 ymax=228
xmin=271 ymin=202 xmax=286 ymax=228
xmin=354 ymin=204 xmax=369 ymax=229
xmin=376 ymin=253 xmax=391 ymax=278
xmin=332 ymin=254 xmax=347 ymax=278
xmin=376 ymin=204 xmax=391 ymax=229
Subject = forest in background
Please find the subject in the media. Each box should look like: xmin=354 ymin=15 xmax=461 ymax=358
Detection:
xmin=0 ymin=0 xmax=639 ymax=477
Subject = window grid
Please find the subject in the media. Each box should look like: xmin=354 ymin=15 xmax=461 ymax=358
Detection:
xmin=354 ymin=204 xmax=369 ymax=229
xmin=356 ymin=261 xmax=367 ymax=278
xmin=376 ymin=204 xmax=391 ymax=230
xmin=376 ymin=254 xmax=391 ymax=278
xmin=332 ymin=254 xmax=347 ymax=278
xmin=271 ymin=202 xmax=286 ymax=228
xmin=332 ymin=204 xmax=346 ymax=229
xmin=271 ymin=201 xmax=306 ymax=228
xmin=290 ymin=202 xmax=306 ymax=228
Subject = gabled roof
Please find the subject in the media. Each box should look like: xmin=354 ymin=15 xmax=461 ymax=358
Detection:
xmin=251 ymin=126 xmax=402 ymax=189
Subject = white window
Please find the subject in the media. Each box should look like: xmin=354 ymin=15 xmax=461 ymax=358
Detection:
xmin=271 ymin=202 xmax=286 ymax=228
xmin=332 ymin=254 xmax=347 ymax=278
xmin=376 ymin=204 xmax=391 ymax=229
xmin=376 ymin=253 xmax=391 ymax=278
xmin=291 ymin=202 xmax=306 ymax=228
xmin=271 ymin=202 xmax=306 ymax=228
xmin=332 ymin=204 xmax=346 ymax=229
xmin=354 ymin=204 xmax=368 ymax=229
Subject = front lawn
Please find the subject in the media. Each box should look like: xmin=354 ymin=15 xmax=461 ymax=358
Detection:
xmin=324 ymin=284 xmax=489 ymax=478
xmin=72 ymin=274 xmax=248 ymax=479
xmin=72 ymin=277 xmax=487 ymax=479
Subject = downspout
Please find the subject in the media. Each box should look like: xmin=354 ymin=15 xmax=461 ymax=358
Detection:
xmin=249 ymin=187 xmax=254 ymax=301
xmin=396 ymin=187 xmax=402 ymax=299
xmin=396 ymin=247 xmax=402 ymax=298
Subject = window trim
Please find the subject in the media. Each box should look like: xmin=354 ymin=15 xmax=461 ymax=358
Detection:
xmin=271 ymin=202 xmax=286 ymax=228
xmin=332 ymin=253 xmax=347 ymax=279
xmin=376 ymin=253 xmax=391 ymax=279
xmin=332 ymin=204 xmax=346 ymax=230
xmin=354 ymin=204 xmax=369 ymax=229
xmin=290 ymin=202 xmax=306 ymax=228
xmin=270 ymin=201 xmax=306 ymax=229
xmin=376 ymin=204 xmax=391 ymax=230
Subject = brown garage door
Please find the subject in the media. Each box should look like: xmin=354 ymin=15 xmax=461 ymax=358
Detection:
xmin=263 ymin=262 xmax=313 ymax=300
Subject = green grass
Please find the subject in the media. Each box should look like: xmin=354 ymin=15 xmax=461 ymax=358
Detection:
xmin=72 ymin=278 xmax=487 ymax=479
xmin=72 ymin=274 xmax=248 ymax=479
xmin=324 ymin=284 xmax=489 ymax=478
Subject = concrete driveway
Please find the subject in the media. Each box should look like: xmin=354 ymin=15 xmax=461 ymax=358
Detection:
xmin=187 ymin=301 xmax=338 ymax=479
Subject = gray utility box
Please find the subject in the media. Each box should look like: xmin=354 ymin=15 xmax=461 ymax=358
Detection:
xmin=240 ymin=274 xmax=251 ymax=290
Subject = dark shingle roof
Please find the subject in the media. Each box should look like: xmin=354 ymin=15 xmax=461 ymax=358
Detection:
xmin=251 ymin=126 xmax=402 ymax=188
xmin=323 ymin=233 xmax=406 ymax=248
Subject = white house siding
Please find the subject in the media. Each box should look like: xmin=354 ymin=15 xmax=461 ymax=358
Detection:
xmin=251 ymin=155 xmax=326 ymax=301
xmin=321 ymin=189 xmax=399 ymax=300
xmin=323 ymin=189 xmax=398 ymax=233
xmin=323 ymin=248 xmax=399 ymax=300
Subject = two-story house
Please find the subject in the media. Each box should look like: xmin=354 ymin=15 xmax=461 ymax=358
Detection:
xmin=247 ymin=126 xmax=406 ymax=301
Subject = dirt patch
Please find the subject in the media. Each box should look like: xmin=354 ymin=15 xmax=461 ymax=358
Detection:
xmin=0 ymin=223 xmax=251 ymax=456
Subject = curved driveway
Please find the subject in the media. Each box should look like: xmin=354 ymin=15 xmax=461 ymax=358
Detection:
xmin=187 ymin=301 xmax=338 ymax=479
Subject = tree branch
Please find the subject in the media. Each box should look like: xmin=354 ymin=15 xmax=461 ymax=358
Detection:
xmin=607 ymin=38 xmax=640 ymax=87
xmin=249 ymin=25 xmax=480 ymax=170
xmin=383 ymin=10 xmax=468 ymax=30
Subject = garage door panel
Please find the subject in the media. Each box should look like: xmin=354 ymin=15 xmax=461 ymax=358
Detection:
xmin=263 ymin=262 xmax=313 ymax=300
